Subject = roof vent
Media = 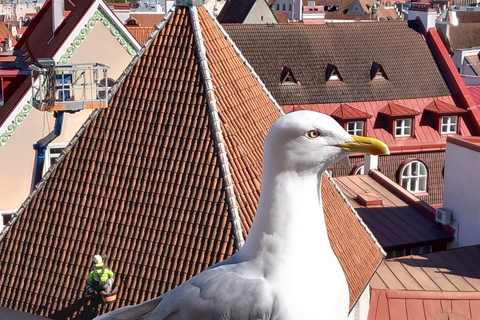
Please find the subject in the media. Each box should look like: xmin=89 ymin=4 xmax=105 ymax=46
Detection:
xmin=356 ymin=193 xmax=383 ymax=208
xmin=326 ymin=63 xmax=342 ymax=82
xmin=370 ymin=61 xmax=388 ymax=80
xmin=280 ymin=66 xmax=300 ymax=85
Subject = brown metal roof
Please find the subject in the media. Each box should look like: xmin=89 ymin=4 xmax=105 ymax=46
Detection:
xmin=335 ymin=173 xmax=452 ymax=252
xmin=223 ymin=21 xmax=452 ymax=105
xmin=369 ymin=245 xmax=480 ymax=319
xmin=0 ymin=5 xmax=383 ymax=319
xmin=372 ymin=245 xmax=480 ymax=291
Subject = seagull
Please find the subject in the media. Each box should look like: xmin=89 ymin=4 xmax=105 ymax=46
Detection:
xmin=95 ymin=110 xmax=389 ymax=320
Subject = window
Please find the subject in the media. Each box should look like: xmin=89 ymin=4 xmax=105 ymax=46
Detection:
xmin=370 ymin=62 xmax=388 ymax=80
xmin=354 ymin=165 xmax=364 ymax=175
xmin=400 ymin=161 xmax=427 ymax=193
xmin=395 ymin=118 xmax=412 ymax=137
xmin=289 ymin=4 xmax=292 ymax=10
xmin=44 ymin=143 xmax=68 ymax=172
xmin=1 ymin=211 xmax=14 ymax=231
xmin=56 ymin=73 xmax=73 ymax=101
xmin=441 ymin=115 xmax=458 ymax=134
xmin=283 ymin=3 xmax=286 ymax=10
xmin=346 ymin=121 xmax=364 ymax=136
xmin=280 ymin=66 xmax=299 ymax=85
xmin=276 ymin=3 xmax=279 ymax=10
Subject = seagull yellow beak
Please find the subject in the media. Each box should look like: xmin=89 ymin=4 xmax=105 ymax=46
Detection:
xmin=336 ymin=135 xmax=390 ymax=156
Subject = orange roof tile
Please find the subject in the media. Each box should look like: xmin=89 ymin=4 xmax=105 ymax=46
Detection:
xmin=129 ymin=13 xmax=165 ymax=27
xmin=125 ymin=26 xmax=155 ymax=45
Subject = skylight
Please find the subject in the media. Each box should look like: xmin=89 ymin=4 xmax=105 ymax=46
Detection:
xmin=280 ymin=66 xmax=300 ymax=85
xmin=326 ymin=63 xmax=342 ymax=82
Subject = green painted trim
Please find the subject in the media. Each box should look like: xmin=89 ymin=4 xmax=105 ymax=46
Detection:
xmin=0 ymin=7 xmax=137 ymax=150
xmin=59 ymin=9 xmax=137 ymax=64
xmin=0 ymin=102 xmax=33 ymax=149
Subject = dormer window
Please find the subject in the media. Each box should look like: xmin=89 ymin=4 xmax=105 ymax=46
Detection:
xmin=378 ymin=102 xmax=419 ymax=138
xmin=394 ymin=118 xmax=412 ymax=137
xmin=280 ymin=66 xmax=300 ymax=85
xmin=331 ymin=103 xmax=372 ymax=136
xmin=347 ymin=121 xmax=364 ymax=136
xmin=370 ymin=61 xmax=388 ymax=81
xmin=326 ymin=63 xmax=342 ymax=82
xmin=423 ymin=99 xmax=466 ymax=135
xmin=440 ymin=115 xmax=458 ymax=134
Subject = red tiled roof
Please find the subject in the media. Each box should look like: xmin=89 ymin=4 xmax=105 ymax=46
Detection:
xmin=331 ymin=103 xmax=372 ymax=120
xmin=0 ymin=5 xmax=384 ymax=319
xmin=0 ymin=22 xmax=17 ymax=47
xmin=378 ymin=101 xmax=421 ymax=117
xmin=424 ymin=99 xmax=468 ymax=115
xmin=125 ymin=26 xmax=155 ymax=46
xmin=129 ymin=13 xmax=165 ymax=27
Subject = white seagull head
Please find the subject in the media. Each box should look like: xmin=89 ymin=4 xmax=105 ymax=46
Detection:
xmin=263 ymin=110 xmax=389 ymax=176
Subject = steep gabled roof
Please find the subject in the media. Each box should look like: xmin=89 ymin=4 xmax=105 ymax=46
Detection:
xmin=424 ymin=99 xmax=468 ymax=115
xmin=223 ymin=21 xmax=452 ymax=105
xmin=0 ymin=4 xmax=384 ymax=319
xmin=216 ymin=0 xmax=256 ymax=23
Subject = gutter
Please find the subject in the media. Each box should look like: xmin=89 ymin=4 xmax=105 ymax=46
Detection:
xmin=32 ymin=111 xmax=64 ymax=187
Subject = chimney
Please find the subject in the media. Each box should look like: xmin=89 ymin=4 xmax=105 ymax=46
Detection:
xmin=52 ymin=0 xmax=65 ymax=33
xmin=408 ymin=1 xmax=436 ymax=30
xmin=364 ymin=154 xmax=378 ymax=173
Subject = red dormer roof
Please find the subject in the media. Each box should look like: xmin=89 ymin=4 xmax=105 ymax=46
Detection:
xmin=424 ymin=99 xmax=468 ymax=115
xmin=331 ymin=103 xmax=373 ymax=120
xmin=378 ymin=101 xmax=421 ymax=117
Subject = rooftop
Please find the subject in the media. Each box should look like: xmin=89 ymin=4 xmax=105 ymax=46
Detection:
xmin=0 ymin=4 xmax=383 ymax=318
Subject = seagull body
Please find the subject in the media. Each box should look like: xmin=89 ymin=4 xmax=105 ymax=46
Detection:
xmin=95 ymin=111 xmax=389 ymax=320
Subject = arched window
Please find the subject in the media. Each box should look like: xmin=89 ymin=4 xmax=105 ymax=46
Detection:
xmin=276 ymin=3 xmax=280 ymax=10
xmin=283 ymin=3 xmax=286 ymax=11
xmin=399 ymin=160 xmax=427 ymax=193
xmin=289 ymin=4 xmax=292 ymax=11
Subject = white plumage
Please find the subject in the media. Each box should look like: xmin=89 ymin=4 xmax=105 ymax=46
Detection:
xmin=95 ymin=110 xmax=389 ymax=320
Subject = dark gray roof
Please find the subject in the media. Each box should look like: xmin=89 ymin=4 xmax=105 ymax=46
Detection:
xmin=223 ymin=21 xmax=452 ymax=105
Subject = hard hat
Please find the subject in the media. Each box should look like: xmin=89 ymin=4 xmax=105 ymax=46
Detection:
xmin=93 ymin=255 xmax=103 ymax=264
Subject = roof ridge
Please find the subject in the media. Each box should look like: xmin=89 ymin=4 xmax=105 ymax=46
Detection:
xmin=190 ymin=6 xmax=245 ymax=251
xmin=208 ymin=10 xmax=283 ymax=115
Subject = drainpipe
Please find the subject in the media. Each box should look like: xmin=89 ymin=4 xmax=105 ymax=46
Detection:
xmin=32 ymin=111 xmax=64 ymax=186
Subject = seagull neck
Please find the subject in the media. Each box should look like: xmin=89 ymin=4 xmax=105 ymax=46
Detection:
xmin=240 ymin=170 xmax=328 ymax=259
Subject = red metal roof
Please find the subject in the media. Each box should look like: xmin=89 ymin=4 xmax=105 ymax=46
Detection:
xmin=331 ymin=103 xmax=372 ymax=120
xmin=424 ymin=99 xmax=468 ymax=115
xmin=378 ymin=101 xmax=421 ymax=117
xmin=284 ymin=96 xmax=474 ymax=153
xmin=469 ymin=85 xmax=480 ymax=106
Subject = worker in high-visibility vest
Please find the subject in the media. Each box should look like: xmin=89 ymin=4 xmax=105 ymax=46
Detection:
xmin=85 ymin=255 xmax=115 ymax=297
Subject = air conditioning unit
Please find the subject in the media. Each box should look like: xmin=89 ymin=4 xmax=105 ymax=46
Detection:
xmin=436 ymin=208 xmax=452 ymax=225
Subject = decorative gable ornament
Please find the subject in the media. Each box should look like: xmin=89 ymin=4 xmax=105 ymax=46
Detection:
xmin=280 ymin=66 xmax=300 ymax=85
xmin=326 ymin=63 xmax=342 ymax=82
xmin=370 ymin=61 xmax=388 ymax=80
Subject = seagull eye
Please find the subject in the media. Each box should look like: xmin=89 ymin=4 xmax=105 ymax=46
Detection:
xmin=306 ymin=130 xmax=321 ymax=139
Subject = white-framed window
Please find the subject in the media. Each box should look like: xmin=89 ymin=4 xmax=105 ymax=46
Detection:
xmin=394 ymin=118 xmax=412 ymax=137
xmin=1 ymin=210 xmax=14 ymax=231
xmin=346 ymin=121 xmax=364 ymax=136
xmin=44 ymin=142 xmax=68 ymax=172
xmin=400 ymin=161 xmax=427 ymax=193
xmin=354 ymin=165 xmax=364 ymax=175
xmin=440 ymin=115 xmax=458 ymax=134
